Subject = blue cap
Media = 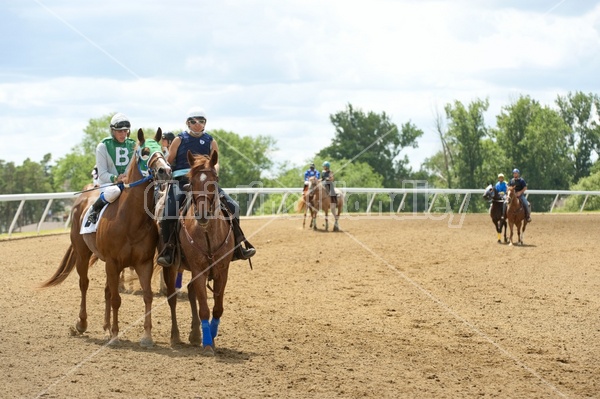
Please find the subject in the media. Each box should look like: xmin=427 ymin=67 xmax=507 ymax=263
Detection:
xmin=323 ymin=161 xmax=330 ymax=168
xmin=512 ymin=168 xmax=520 ymax=174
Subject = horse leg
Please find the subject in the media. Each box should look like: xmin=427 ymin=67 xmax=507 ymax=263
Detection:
xmin=190 ymin=270 xmax=213 ymax=355
xmin=508 ymin=221 xmax=514 ymax=246
xmin=104 ymin=265 xmax=122 ymax=344
xmin=72 ymin=252 xmax=91 ymax=335
xmin=163 ymin=265 xmax=182 ymax=346
xmin=495 ymin=218 xmax=502 ymax=243
xmin=118 ymin=269 xmax=126 ymax=293
xmin=188 ymin=280 xmax=201 ymax=346
xmin=324 ymin=209 xmax=329 ymax=231
xmin=135 ymin=261 xmax=155 ymax=348
xmin=212 ymin=267 xmax=230 ymax=336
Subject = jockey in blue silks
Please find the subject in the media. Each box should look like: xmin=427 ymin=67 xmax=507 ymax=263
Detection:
xmin=303 ymin=163 xmax=320 ymax=193
xmin=508 ymin=168 xmax=531 ymax=222
xmin=495 ymin=173 xmax=508 ymax=220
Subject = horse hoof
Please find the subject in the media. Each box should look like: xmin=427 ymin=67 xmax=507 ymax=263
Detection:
xmin=107 ymin=337 xmax=120 ymax=346
xmin=189 ymin=333 xmax=201 ymax=346
xmin=497 ymin=239 xmax=501 ymax=243
xmin=140 ymin=337 xmax=154 ymax=348
xmin=201 ymin=345 xmax=215 ymax=356
xmin=74 ymin=320 xmax=87 ymax=334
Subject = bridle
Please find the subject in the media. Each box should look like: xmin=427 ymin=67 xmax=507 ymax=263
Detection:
xmin=181 ymin=166 xmax=233 ymax=266
xmin=187 ymin=167 xmax=219 ymax=223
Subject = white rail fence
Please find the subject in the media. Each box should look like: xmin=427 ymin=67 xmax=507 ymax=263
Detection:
xmin=1 ymin=187 xmax=599 ymax=237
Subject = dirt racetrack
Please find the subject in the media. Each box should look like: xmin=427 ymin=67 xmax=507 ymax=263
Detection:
xmin=1 ymin=213 xmax=600 ymax=399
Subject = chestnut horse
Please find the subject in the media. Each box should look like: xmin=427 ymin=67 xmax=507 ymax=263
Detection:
xmin=297 ymin=176 xmax=343 ymax=231
xmin=162 ymin=151 xmax=234 ymax=355
xmin=40 ymin=129 xmax=171 ymax=347
xmin=505 ymin=185 xmax=528 ymax=246
xmin=483 ymin=184 xmax=507 ymax=243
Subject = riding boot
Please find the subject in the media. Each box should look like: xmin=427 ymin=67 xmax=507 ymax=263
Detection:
xmin=85 ymin=195 xmax=108 ymax=227
xmin=501 ymin=203 xmax=506 ymax=220
xmin=231 ymin=217 xmax=256 ymax=261
xmin=526 ymin=204 xmax=532 ymax=223
xmin=157 ymin=220 xmax=176 ymax=267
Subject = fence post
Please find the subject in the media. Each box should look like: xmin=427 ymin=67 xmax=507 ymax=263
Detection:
xmin=8 ymin=199 xmax=26 ymax=237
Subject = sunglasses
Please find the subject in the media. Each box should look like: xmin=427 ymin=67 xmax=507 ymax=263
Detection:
xmin=188 ymin=118 xmax=206 ymax=125
xmin=111 ymin=120 xmax=131 ymax=130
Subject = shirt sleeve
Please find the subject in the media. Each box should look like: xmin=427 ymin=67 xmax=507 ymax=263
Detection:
xmin=96 ymin=142 xmax=114 ymax=185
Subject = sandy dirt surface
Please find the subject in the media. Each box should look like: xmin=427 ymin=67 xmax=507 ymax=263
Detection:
xmin=1 ymin=213 xmax=599 ymax=399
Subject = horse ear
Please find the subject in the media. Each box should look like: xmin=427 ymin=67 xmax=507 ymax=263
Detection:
xmin=137 ymin=128 xmax=145 ymax=144
xmin=187 ymin=150 xmax=195 ymax=167
xmin=210 ymin=150 xmax=218 ymax=167
xmin=154 ymin=128 xmax=162 ymax=142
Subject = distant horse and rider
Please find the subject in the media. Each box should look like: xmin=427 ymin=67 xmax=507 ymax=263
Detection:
xmin=39 ymin=129 xmax=171 ymax=347
xmin=483 ymin=180 xmax=507 ymax=244
xmin=505 ymin=185 xmax=528 ymax=246
xmin=297 ymin=161 xmax=343 ymax=231
xmin=483 ymin=170 xmax=530 ymax=246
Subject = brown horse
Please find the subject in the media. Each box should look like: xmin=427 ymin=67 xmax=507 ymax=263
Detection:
xmin=483 ymin=184 xmax=507 ymax=243
xmin=297 ymin=176 xmax=343 ymax=231
xmin=39 ymin=129 xmax=171 ymax=347
xmin=162 ymin=151 xmax=234 ymax=355
xmin=505 ymin=185 xmax=528 ymax=246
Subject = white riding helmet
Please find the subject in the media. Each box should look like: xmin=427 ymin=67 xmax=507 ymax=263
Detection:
xmin=110 ymin=113 xmax=131 ymax=131
xmin=187 ymin=107 xmax=207 ymax=121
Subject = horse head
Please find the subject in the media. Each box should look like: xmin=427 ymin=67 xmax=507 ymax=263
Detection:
xmin=136 ymin=128 xmax=172 ymax=182
xmin=187 ymin=150 xmax=220 ymax=226
xmin=483 ymin=184 xmax=495 ymax=201
xmin=506 ymin=185 xmax=517 ymax=207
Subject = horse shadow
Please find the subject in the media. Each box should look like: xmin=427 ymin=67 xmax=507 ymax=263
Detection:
xmin=80 ymin=335 xmax=255 ymax=363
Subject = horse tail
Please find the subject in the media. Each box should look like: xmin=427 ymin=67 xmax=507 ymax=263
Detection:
xmin=38 ymin=244 xmax=78 ymax=288
xmin=296 ymin=196 xmax=306 ymax=212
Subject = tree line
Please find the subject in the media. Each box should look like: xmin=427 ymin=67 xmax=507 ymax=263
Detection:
xmin=1 ymin=91 xmax=599 ymax=232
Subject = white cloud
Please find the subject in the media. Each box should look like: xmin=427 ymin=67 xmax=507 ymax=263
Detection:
xmin=1 ymin=0 xmax=600 ymax=176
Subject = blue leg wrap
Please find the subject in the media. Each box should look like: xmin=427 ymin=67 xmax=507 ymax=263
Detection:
xmin=201 ymin=320 xmax=213 ymax=347
xmin=210 ymin=318 xmax=220 ymax=339
xmin=175 ymin=272 xmax=183 ymax=289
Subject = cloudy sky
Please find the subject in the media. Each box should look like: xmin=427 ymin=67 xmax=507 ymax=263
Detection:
xmin=2 ymin=0 xmax=600 ymax=173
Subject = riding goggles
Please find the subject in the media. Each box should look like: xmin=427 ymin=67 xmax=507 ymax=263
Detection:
xmin=111 ymin=120 xmax=131 ymax=130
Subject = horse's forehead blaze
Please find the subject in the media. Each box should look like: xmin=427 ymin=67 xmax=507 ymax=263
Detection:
xmin=200 ymin=173 xmax=207 ymax=182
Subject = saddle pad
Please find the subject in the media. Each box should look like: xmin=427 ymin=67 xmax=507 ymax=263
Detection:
xmin=79 ymin=204 xmax=109 ymax=235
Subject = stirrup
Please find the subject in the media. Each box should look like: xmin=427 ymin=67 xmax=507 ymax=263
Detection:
xmin=85 ymin=211 xmax=99 ymax=227
xmin=157 ymin=246 xmax=174 ymax=267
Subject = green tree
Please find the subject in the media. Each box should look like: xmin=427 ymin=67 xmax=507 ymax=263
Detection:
xmin=53 ymin=114 xmax=113 ymax=191
xmin=555 ymin=91 xmax=600 ymax=182
xmin=444 ymin=98 xmax=490 ymax=189
xmin=318 ymin=103 xmax=422 ymax=187
xmin=210 ymin=129 xmax=276 ymax=216
xmin=494 ymin=96 xmax=571 ymax=210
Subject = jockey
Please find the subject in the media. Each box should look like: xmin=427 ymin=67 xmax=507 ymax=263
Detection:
xmin=85 ymin=113 xmax=136 ymax=226
xmin=508 ymin=168 xmax=531 ymax=223
xmin=156 ymin=107 xmax=256 ymax=267
xmin=496 ymin=173 xmax=507 ymax=220
xmin=321 ymin=161 xmax=337 ymax=215
xmin=161 ymin=131 xmax=176 ymax=158
xmin=303 ymin=163 xmax=320 ymax=192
